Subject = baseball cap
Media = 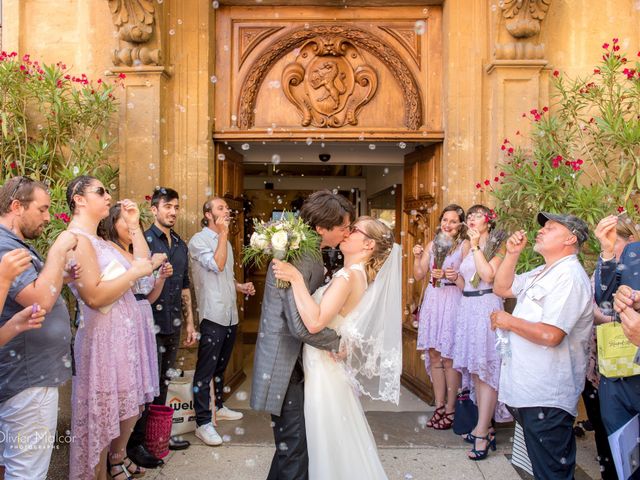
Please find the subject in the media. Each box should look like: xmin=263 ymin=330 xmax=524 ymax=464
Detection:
xmin=537 ymin=212 xmax=589 ymax=246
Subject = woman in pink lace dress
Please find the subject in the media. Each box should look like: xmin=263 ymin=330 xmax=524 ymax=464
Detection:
xmin=413 ymin=204 xmax=469 ymax=430
xmin=66 ymin=176 xmax=157 ymax=480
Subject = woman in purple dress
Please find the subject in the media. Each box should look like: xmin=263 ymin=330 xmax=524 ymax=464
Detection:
xmin=413 ymin=204 xmax=468 ymax=430
xmin=452 ymin=204 xmax=506 ymax=460
xmin=66 ymin=176 xmax=157 ymax=480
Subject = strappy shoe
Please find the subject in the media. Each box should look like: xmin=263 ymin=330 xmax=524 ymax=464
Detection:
xmin=108 ymin=459 xmax=133 ymax=480
xmin=426 ymin=406 xmax=445 ymax=428
xmin=467 ymin=433 xmax=497 ymax=461
xmin=432 ymin=410 xmax=455 ymax=430
xmin=123 ymin=456 xmax=146 ymax=478
xmin=462 ymin=428 xmax=495 ymax=444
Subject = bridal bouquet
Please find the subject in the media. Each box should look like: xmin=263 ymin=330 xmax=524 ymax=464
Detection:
xmin=242 ymin=214 xmax=321 ymax=288
xmin=431 ymin=232 xmax=453 ymax=288
xmin=470 ymin=229 xmax=508 ymax=288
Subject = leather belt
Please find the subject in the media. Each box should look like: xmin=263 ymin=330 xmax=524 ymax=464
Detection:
xmin=462 ymin=289 xmax=494 ymax=297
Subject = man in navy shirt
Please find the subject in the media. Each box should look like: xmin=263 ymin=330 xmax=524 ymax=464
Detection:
xmin=594 ymin=214 xmax=640 ymax=480
xmin=0 ymin=177 xmax=78 ymax=479
xmin=128 ymin=187 xmax=197 ymax=464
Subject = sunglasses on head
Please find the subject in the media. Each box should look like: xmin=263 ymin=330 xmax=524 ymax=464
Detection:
xmin=8 ymin=177 xmax=33 ymax=201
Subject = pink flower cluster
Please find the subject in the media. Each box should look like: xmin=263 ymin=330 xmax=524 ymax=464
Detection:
xmin=551 ymin=155 xmax=583 ymax=171
xmin=54 ymin=213 xmax=71 ymax=224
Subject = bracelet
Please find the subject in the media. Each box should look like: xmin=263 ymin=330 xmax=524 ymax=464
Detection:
xmin=599 ymin=252 xmax=615 ymax=261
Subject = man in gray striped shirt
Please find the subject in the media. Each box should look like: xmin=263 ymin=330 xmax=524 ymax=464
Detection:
xmin=188 ymin=197 xmax=255 ymax=446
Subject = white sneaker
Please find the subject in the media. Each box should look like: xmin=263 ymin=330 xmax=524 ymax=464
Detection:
xmin=216 ymin=406 xmax=243 ymax=421
xmin=195 ymin=423 xmax=223 ymax=446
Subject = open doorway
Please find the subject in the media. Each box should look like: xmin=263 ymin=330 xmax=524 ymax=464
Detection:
xmin=237 ymin=142 xmax=406 ymax=346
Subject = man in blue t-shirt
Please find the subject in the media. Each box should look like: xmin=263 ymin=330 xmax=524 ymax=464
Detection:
xmin=0 ymin=176 xmax=78 ymax=480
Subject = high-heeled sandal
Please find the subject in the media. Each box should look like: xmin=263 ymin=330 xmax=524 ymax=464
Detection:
xmin=107 ymin=459 xmax=133 ymax=480
xmin=462 ymin=428 xmax=495 ymax=444
xmin=467 ymin=433 xmax=497 ymax=461
xmin=426 ymin=406 xmax=445 ymax=428
xmin=123 ymin=457 xmax=145 ymax=478
xmin=432 ymin=410 xmax=455 ymax=430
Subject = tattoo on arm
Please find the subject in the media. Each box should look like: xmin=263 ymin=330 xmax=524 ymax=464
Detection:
xmin=181 ymin=289 xmax=192 ymax=320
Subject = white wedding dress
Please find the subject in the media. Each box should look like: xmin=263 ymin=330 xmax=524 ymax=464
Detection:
xmin=303 ymin=264 xmax=388 ymax=480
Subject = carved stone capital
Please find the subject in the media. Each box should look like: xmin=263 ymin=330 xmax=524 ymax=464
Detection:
xmin=496 ymin=0 xmax=551 ymax=60
xmin=108 ymin=0 xmax=161 ymax=66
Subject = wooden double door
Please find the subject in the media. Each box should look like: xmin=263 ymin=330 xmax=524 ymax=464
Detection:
xmin=214 ymin=142 xmax=442 ymax=404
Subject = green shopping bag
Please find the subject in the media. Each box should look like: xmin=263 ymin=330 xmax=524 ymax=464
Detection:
xmin=597 ymin=322 xmax=640 ymax=378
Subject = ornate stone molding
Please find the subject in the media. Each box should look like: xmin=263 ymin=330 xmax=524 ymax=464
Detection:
xmin=281 ymin=35 xmax=378 ymax=128
xmin=237 ymin=25 xmax=423 ymax=130
xmin=108 ymin=0 xmax=161 ymax=66
xmin=496 ymin=0 xmax=551 ymax=60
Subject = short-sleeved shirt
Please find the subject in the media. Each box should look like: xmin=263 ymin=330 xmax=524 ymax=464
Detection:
xmin=188 ymin=228 xmax=238 ymax=326
xmin=145 ymin=224 xmax=190 ymax=335
xmin=0 ymin=225 xmax=72 ymax=403
xmin=498 ymin=254 xmax=593 ymax=416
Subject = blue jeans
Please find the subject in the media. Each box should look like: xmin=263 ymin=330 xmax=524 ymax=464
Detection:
xmin=599 ymin=374 xmax=640 ymax=479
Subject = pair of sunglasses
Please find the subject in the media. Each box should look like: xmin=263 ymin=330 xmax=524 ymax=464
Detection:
xmin=86 ymin=186 xmax=110 ymax=196
xmin=348 ymin=225 xmax=371 ymax=238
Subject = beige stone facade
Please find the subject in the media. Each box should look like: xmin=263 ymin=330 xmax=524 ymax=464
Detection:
xmin=3 ymin=0 xmax=638 ymax=400
xmin=4 ymin=0 xmax=637 ymax=234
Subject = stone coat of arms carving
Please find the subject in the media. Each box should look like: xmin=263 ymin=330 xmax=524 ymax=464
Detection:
xmin=282 ymin=35 xmax=378 ymax=128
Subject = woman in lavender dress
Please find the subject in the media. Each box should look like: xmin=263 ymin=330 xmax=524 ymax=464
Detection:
xmin=452 ymin=204 xmax=507 ymax=460
xmin=66 ymin=176 xmax=157 ymax=480
xmin=413 ymin=204 xmax=469 ymax=430
xmin=98 ymin=204 xmax=167 ymax=405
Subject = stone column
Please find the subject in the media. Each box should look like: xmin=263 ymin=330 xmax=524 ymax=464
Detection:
xmin=441 ymin=0 xmax=491 ymax=208
xmin=482 ymin=0 xmax=552 ymax=199
xmin=110 ymin=67 xmax=168 ymax=199
xmin=106 ymin=0 xmax=168 ymax=201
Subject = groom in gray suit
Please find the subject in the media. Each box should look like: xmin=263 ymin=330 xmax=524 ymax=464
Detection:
xmin=251 ymin=190 xmax=355 ymax=480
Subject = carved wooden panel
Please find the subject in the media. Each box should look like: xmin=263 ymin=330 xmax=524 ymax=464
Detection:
xmin=400 ymin=144 xmax=442 ymax=403
xmin=282 ymin=35 xmax=378 ymax=128
xmin=213 ymin=6 xmax=443 ymax=141
xmin=212 ymin=144 xmax=247 ymax=392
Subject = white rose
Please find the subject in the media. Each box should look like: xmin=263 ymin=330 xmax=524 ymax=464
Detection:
xmin=271 ymin=230 xmax=289 ymax=251
xmin=250 ymin=232 xmax=269 ymax=250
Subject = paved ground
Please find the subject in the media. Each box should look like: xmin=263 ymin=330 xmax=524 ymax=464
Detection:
xmin=46 ymin=372 xmax=603 ymax=479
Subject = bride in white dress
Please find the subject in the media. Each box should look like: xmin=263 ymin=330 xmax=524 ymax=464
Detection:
xmin=273 ymin=216 xmax=402 ymax=480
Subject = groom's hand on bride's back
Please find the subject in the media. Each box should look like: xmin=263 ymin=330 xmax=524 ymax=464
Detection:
xmin=329 ymin=342 xmax=347 ymax=362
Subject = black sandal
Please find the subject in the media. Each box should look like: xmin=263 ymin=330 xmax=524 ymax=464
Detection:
xmin=108 ymin=459 xmax=133 ymax=480
xmin=467 ymin=433 xmax=497 ymax=461
xmin=123 ymin=456 xmax=146 ymax=478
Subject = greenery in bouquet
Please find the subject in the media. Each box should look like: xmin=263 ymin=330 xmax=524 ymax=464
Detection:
xmin=476 ymin=38 xmax=640 ymax=274
xmin=430 ymin=231 xmax=453 ymax=288
xmin=242 ymin=214 xmax=321 ymax=287
xmin=0 ymin=51 xmax=120 ymax=255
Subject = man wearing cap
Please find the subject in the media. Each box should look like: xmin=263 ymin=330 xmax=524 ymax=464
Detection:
xmin=492 ymin=212 xmax=593 ymax=480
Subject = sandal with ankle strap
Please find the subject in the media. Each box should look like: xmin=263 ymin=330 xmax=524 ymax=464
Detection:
xmin=123 ymin=457 xmax=145 ymax=478
xmin=432 ymin=410 xmax=455 ymax=430
xmin=426 ymin=406 xmax=445 ymax=428
xmin=108 ymin=459 xmax=133 ymax=480
xmin=467 ymin=433 xmax=497 ymax=461
xmin=462 ymin=428 xmax=495 ymax=444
